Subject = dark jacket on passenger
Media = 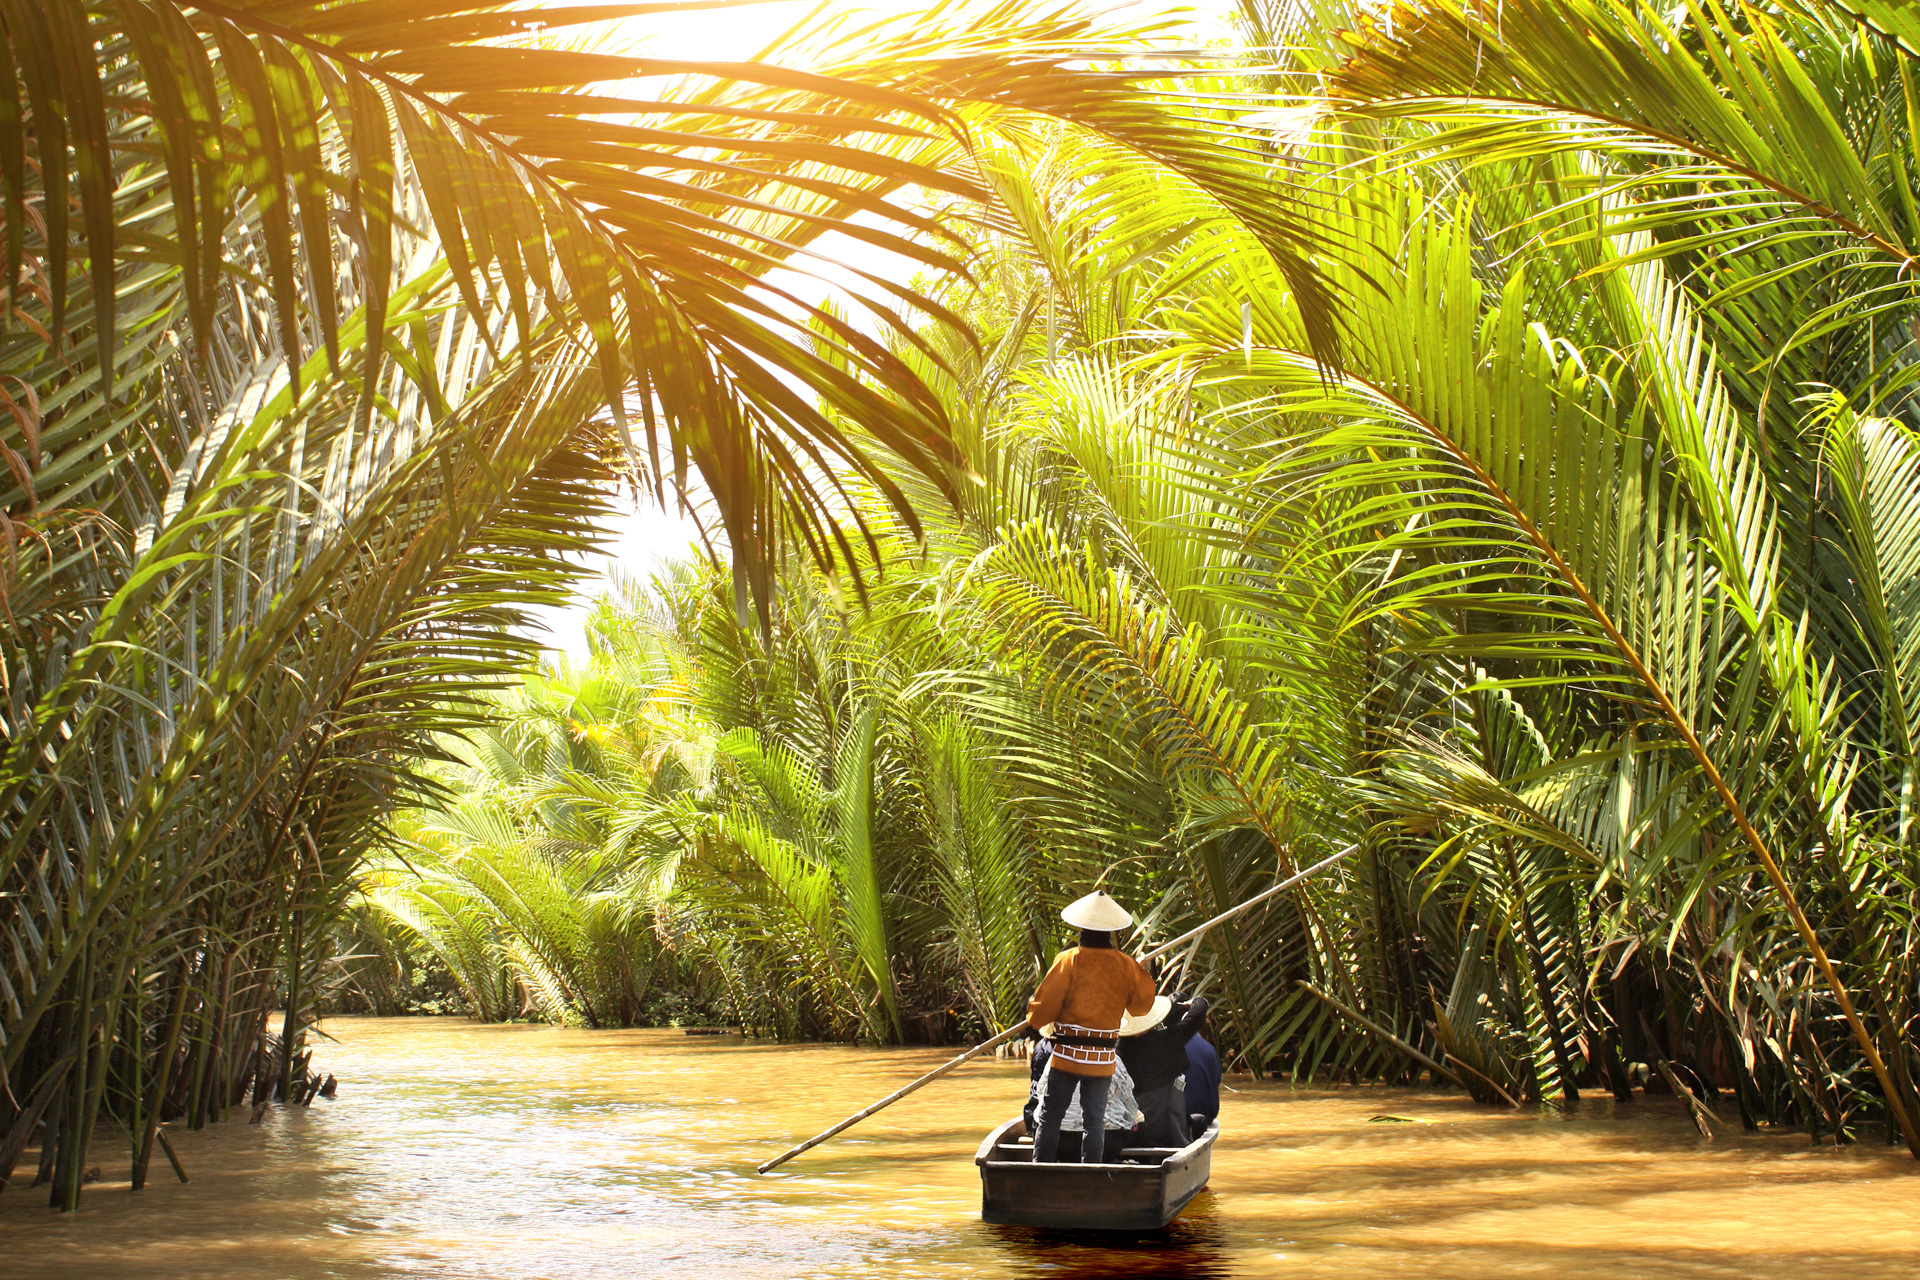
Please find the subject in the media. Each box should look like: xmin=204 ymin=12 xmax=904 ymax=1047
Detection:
xmin=1185 ymin=1033 xmax=1222 ymax=1125
xmin=1115 ymin=996 xmax=1210 ymax=1093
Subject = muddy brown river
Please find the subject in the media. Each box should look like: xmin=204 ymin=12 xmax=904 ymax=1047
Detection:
xmin=3 ymin=1016 xmax=1917 ymax=1277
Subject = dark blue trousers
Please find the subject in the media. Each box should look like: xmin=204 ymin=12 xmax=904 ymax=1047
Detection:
xmin=1032 ymin=1068 xmax=1112 ymax=1163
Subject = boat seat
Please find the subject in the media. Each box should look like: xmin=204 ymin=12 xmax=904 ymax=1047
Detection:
xmin=990 ymin=1144 xmax=1183 ymax=1165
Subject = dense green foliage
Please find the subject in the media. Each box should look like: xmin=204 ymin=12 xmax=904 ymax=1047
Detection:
xmin=18 ymin=0 xmax=1920 ymax=1213
xmin=363 ymin=0 xmax=1920 ymax=1159
xmin=0 ymin=0 xmax=1273 ymax=1207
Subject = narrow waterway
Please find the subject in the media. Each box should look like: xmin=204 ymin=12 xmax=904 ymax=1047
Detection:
xmin=4 ymin=1016 xmax=1918 ymax=1277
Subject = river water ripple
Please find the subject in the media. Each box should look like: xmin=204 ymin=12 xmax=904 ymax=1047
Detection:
xmin=3 ymin=1016 xmax=1918 ymax=1277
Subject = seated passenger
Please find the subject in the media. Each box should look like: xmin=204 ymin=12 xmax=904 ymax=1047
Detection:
xmin=1024 ymin=889 xmax=1157 ymax=1164
xmin=1184 ymin=1012 xmax=1222 ymax=1135
xmin=1022 ymin=1028 xmax=1050 ymax=1134
xmin=1118 ymin=993 xmax=1211 ymax=1147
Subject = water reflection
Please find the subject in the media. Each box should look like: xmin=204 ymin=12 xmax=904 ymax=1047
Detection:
xmin=3 ymin=1017 xmax=1917 ymax=1279
xmin=986 ymin=1197 xmax=1234 ymax=1279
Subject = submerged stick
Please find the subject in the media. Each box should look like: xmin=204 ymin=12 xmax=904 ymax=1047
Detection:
xmin=756 ymin=844 xmax=1359 ymax=1174
xmin=1654 ymin=1059 xmax=1720 ymax=1138
xmin=154 ymin=1128 xmax=188 ymax=1184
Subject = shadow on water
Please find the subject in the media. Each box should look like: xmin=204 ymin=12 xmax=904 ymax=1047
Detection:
xmin=980 ymin=1193 xmax=1234 ymax=1279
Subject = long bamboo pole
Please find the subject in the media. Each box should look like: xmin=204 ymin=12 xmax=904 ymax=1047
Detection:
xmin=756 ymin=844 xmax=1359 ymax=1174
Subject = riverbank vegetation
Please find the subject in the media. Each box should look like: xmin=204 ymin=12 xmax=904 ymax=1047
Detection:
xmin=11 ymin=0 xmax=1920 ymax=1212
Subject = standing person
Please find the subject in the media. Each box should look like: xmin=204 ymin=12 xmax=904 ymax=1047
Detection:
xmin=1185 ymin=1012 xmax=1222 ymax=1135
xmin=1118 ymin=993 xmax=1211 ymax=1146
xmin=1025 ymin=1027 xmax=1142 ymax=1156
xmin=1025 ymin=889 xmax=1157 ymax=1164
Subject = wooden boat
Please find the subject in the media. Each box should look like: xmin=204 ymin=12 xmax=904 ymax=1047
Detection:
xmin=973 ymin=1115 xmax=1218 ymax=1230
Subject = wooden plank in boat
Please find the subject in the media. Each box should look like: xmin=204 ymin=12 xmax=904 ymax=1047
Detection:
xmin=974 ymin=1115 xmax=1217 ymax=1230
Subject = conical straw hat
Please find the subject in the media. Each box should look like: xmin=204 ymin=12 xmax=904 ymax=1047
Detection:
xmin=1120 ymin=995 xmax=1173 ymax=1037
xmin=1061 ymin=889 xmax=1132 ymax=931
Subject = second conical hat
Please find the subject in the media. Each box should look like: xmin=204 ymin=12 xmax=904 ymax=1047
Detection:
xmin=1061 ymin=889 xmax=1133 ymax=931
xmin=1120 ymin=995 xmax=1173 ymax=1037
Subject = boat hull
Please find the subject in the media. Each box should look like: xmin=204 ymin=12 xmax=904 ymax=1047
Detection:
xmin=974 ymin=1115 xmax=1217 ymax=1230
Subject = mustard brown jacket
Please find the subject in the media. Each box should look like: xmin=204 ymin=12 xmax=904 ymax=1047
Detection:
xmin=1026 ymin=946 xmax=1156 ymax=1077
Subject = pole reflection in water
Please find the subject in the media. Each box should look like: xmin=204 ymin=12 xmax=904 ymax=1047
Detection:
xmin=3 ymin=1016 xmax=1918 ymax=1279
